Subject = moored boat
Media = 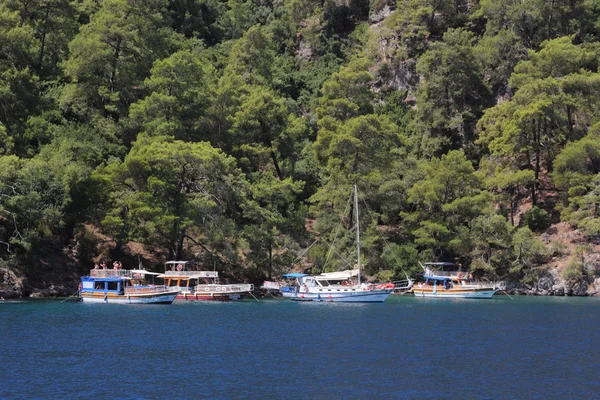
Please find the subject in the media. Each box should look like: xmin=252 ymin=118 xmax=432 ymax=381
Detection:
xmin=285 ymin=186 xmax=393 ymax=303
xmin=412 ymin=262 xmax=499 ymax=299
xmin=287 ymin=274 xmax=392 ymax=302
xmin=279 ymin=273 xmax=308 ymax=298
xmin=158 ymin=261 xmax=254 ymax=301
xmin=80 ymin=269 xmax=179 ymax=304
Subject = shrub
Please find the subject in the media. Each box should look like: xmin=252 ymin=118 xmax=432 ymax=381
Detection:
xmin=563 ymin=259 xmax=584 ymax=283
xmin=522 ymin=206 xmax=551 ymax=232
xmin=549 ymin=242 xmax=567 ymax=257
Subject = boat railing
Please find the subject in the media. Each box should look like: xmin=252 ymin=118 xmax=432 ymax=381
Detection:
xmin=261 ymin=281 xmax=282 ymax=290
xmin=124 ymin=285 xmax=174 ymax=294
xmin=417 ymin=279 xmax=504 ymax=290
xmin=194 ymin=283 xmax=254 ymax=293
xmin=90 ymin=269 xmax=132 ymax=278
xmin=392 ymin=279 xmax=414 ymax=291
xmin=162 ymin=271 xmax=219 ymax=278
xmin=426 ymin=270 xmax=465 ymax=277
xmin=489 ymin=281 xmax=506 ymax=290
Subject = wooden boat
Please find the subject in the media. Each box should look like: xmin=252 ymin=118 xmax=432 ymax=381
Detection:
xmin=158 ymin=261 xmax=254 ymax=301
xmin=285 ymin=186 xmax=393 ymax=303
xmin=412 ymin=262 xmax=499 ymax=299
xmin=80 ymin=269 xmax=179 ymax=304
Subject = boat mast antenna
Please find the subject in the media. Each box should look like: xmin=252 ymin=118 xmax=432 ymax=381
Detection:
xmin=354 ymin=184 xmax=360 ymax=286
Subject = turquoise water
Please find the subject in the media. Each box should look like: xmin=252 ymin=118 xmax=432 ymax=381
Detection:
xmin=1 ymin=296 xmax=599 ymax=399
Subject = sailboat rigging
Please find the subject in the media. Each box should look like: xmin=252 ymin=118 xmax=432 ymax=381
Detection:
xmin=284 ymin=185 xmax=393 ymax=303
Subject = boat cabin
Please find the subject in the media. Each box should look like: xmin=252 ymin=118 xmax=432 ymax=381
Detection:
xmin=277 ymin=273 xmax=306 ymax=294
xmin=420 ymin=262 xmax=477 ymax=289
xmin=314 ymin=269 xmax=359 ymax=287
xmin=81 ymin=276 xmax=125 ymax=294
xmin=158 ymin=261 xmax=220 ymax=289
xmin=81 ymin=269 xmax=163 ymax=294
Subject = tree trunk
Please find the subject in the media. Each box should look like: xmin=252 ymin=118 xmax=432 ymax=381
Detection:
xmin=268 ymin=239 xmax=273 ymax=280
xmin=109 ymin=37 xmax=122 ymax=94
xmin=270 ymin=150 xmax=283 ymax=180
xmin=38 ymin=3 xmax=52 ymax=72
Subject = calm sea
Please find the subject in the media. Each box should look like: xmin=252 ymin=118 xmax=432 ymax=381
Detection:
xmin=1 ymin=295 xmax=599 ymax=399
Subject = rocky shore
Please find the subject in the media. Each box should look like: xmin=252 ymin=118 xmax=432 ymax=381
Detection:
xmin=0 ymin=267 xmax=78 ymax=299
xmin=504 ymin=279 xmax=599 ymax=296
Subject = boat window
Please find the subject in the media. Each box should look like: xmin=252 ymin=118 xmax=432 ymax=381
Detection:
xmin=107 ymin=281 xmax=119 ymax=291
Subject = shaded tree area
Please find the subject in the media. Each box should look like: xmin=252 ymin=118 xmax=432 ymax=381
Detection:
xmin=3 ymin=0 xmax=600 ymax=292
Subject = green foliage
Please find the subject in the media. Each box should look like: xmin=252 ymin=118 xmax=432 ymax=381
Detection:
xmin=549 ymin=241 xmax=568 ymax=257
xmin=0 ymin=151 xmax=86 ymax=264
xmin=478 ymin=156 xmax=535 ymax=225
xmin=371 ymin=0 xmax=430 ymax=61
xmin=380 ymin=243 xmax=420 ymax=279
xmin=92 ymin=135 xmax=250 ymax=261
xmin=469 ymin=214 xmax=514 ymax=276
xmin=404 ymin=150 xmax=491 ymax=260
xmin=415 ymin=28 xmax=491 ymax=156
xmin=224 ymin=25 xmax=276 ymax=86
xmin=510 ymin=227 xmax=548 ymax=281
xmin=5 ymin=0 xmax=600 ymax=290
xmin=129 ymin=47 xmax=215 ymax=141
xmin=168 ymin=0 xmax=225 ymax=44
xmin=475 ymin=29 xmax=527 ymax=97
xmin=553 ymin=129 xmax=600 ymax=236
xmin=522 ymin=206 xmax=551 ymax=232
xmin=563 ymin=258 xmax=584 ymax=283
xmin=478 ymin=37 xmax=600 ymax=208
xmin=60 ymin=0 xmax=183 ymax=121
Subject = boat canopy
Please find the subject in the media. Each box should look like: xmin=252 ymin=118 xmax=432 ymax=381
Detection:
xmin=165 ymin=260 xmax=197 ymax=265
xmin=424 ymin=275 xmax=451 ymax=281
xmin=157 ymin=271 xmax=218 ymax=279
xmin=282 ymin=273 xmax=308 ymax=278
xmin=82 ymin=276 xmax=124 ymax=282
xmin=316 ymin=269 xmax=359 ymax=280
xmin=130 ymin=269 xmax=161 ymax=276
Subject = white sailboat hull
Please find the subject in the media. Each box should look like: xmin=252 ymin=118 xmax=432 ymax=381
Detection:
xmin=287 ymin=288 xmax=392 ymax=303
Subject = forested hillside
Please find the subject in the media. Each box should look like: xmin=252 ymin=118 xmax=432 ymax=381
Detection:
xmin=2 ymin=0 xmax=600 ymax=295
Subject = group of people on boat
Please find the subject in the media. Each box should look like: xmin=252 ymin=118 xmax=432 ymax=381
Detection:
xmin=93 ymin=261 xmax=123 ymax=270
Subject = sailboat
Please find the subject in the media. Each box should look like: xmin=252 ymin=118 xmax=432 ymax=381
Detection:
xmin=286 ymin=185 xmax=393 ymax=303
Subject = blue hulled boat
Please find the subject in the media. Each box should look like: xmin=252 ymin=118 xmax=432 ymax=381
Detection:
xmin=80 ymin=269 xmax=179 ymax=304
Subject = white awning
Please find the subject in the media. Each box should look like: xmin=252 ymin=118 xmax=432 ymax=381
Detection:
xmin=315 ymin=269 xmax=359 ymax=280
xmin=130 ymin=269 xmax=161 ymax=276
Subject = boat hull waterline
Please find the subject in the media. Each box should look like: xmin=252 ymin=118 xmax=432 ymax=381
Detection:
xmin=80 ymin=291 xmax=179 ymax=304
xmin=176 ymin=292 xmax=243 ymax=301
xmin=412 ymin=288 xmax=498 ymax=299
xmin=287 ymin=289 xmax=393 ymax=303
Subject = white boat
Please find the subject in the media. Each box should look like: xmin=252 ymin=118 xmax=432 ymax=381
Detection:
xmin=286 ymin=185 xmax=393 ymax=303
xmin=80 ymin=269 xmax=179 ymax=304
xmin=412 ymin=262 xmax=499 ymax=299
xmin=158 ymin=261 xmax=254 ymax=301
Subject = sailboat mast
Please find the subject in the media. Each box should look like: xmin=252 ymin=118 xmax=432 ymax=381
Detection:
xmin=354 ymin=184 xmax=360 ymax=286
